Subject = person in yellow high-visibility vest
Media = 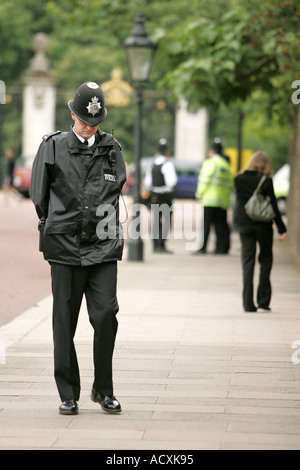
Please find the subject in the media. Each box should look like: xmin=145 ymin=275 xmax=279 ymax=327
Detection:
xmin=193 ymin=139 xmax=234 ymax=255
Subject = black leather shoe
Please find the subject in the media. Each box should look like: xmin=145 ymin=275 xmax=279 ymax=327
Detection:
xmin=91 ymin=388 xmax=122 ymax=413
xmin=59 ymin=399 xmax=78 ymax=415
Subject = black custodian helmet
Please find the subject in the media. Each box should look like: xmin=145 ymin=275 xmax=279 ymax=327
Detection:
xmin=68 ymin=81 xmax=107 ymax=126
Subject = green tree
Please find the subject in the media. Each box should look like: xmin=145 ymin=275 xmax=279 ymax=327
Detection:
xmin=159 ymin=0 xmax=299 ymax=118
xmin=0 ymin=0 xmax=54 ymax=157
xmin=0 ymin=0 xmax=54 ymax=85
xmin=154 ymin=0 xmax=299 ymax=168
xmin=1 ymin=0 xmax=298 ymax=166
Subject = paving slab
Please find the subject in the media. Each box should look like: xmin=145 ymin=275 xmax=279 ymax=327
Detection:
xmin=0 ymin=225 xmax=300 ymax=451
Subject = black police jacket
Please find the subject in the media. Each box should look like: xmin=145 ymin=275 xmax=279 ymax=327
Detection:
xmin=29 ymin=128 xmax=127 ymax=266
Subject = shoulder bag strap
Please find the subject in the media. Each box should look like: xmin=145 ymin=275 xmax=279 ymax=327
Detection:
xmin=255 ymin=175 xmax=267 ymax=193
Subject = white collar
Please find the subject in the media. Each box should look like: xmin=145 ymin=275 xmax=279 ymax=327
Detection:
xmin=72 ymin=128 xmax=95 ymax=147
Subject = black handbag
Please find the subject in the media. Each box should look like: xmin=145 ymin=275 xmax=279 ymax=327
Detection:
xmin=244 ymin=176 xmax=276 ymax=222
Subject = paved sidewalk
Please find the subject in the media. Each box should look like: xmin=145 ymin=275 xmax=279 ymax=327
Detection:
xmin=0 ymin=231 xmax=300 ymax=450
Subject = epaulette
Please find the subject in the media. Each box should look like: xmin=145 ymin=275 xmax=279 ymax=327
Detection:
xmin=114 ymin=138 xmax=122 ymax=151
xmin=42 ymin=130 xmax=62 ymax=142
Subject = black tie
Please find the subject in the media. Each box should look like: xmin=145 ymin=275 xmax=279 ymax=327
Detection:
xmin=84 ymin=140 xmax=89 ymax=146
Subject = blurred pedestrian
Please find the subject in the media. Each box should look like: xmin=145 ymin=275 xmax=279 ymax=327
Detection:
xmin=145 ymin=138 xmax=177 ymax=253
xmin=30 ymin=82 xmax=126 ymax=415
xmin=234 ymin=151 xmax=287 ymax=312
xmin=3 ymin=147 xmax=16 ymax=189
xmin=193 ymin=138 xmax=234 ymax=255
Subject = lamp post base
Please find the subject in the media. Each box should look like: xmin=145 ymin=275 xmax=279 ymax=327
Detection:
xmin=127 ymin=238 xmax=144 ymax=261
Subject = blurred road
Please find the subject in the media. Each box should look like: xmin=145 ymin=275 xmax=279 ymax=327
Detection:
xmin=0 ymin=190 xmax=50 ymax=327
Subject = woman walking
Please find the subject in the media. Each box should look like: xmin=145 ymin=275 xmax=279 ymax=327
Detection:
xmin=234 ymin=151 xmax=287 ymax=312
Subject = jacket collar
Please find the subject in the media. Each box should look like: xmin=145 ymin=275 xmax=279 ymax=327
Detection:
xmin=67 ymin=127 xmax=114 ymax=150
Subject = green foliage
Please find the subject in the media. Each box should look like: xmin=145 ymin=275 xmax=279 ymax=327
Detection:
xmin=0 ymin=0 xmax=54 ymax=84
xmin=209 ymin=100 xmax=290 ymax=172
xmin=0 ymin=0 xmax=298 ymax=167
xmin=159 ymin=0 xmax=299 ymax=118
xmin=0 ymin=0 xmax=55 ymax=156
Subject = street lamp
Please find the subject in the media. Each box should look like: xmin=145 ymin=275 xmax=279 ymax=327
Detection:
xmin=123 ymin=13 xmax=157 ymax=261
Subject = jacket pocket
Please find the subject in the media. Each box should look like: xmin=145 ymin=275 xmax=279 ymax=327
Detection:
xmin=42 ymin=222 xmax=78 ymax=262
xmin=44 ymin=222 xmax=77 ymax=235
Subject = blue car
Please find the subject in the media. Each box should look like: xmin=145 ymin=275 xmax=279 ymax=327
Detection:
xmin=173 ymin=161 xmax=202 ymax=199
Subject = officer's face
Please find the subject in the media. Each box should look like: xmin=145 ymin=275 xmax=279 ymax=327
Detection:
xmin=71 ymin=113 xmax=99 ymax=140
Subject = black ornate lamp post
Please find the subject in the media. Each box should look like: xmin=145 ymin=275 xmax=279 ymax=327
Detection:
xmin=123 ymin=13 xmax=157 ymax=261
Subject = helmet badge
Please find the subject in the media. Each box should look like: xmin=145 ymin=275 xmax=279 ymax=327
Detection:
xmin=86 ymin=96 xmax=102 ymax=117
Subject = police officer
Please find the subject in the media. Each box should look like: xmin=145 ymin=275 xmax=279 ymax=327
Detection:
xmin=30 ymin=82 xmax=126 ymax=415
xmin=145 ymin=139 xmax=177 ymax=253
xmin=194 ymin=139 xmax=234 ymax=255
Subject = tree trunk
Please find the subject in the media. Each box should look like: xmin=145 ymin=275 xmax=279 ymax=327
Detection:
xmin=288 ymin=106 xmax=300 ymax=260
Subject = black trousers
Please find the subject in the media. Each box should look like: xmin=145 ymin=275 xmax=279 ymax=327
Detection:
xmin=150 ymin=193 xmax=173 ymax=249
xmin=203 ymin=206 xmax=230 ymax=253
xmin=239 ymin=224 xmax=273 ymax=311
xmin=50 ymin=261 xmax=119 ymax=401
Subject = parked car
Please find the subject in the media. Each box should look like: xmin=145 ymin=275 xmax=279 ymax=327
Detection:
xmin=13 ymin=159 xmax=33 ymax=198
xmin=273 ymin=163 xmax=290 ymax=215
xmin=173 ymin=160 xmax=202 ymax=199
